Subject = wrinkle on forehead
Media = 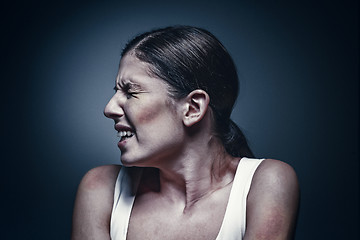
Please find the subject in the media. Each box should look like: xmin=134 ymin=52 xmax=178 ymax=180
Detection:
xmin=115 ymin=56 xmax=151 ymax=91
xmin=115 ymin=76 xmax=143 ymax=91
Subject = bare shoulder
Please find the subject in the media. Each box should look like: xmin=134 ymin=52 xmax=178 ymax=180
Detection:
xmin=72 ymin=165 xmax=121 ymax=240
xmin=252 ymin=159 xmax=299 ymax=192
xmin=244 ymin=159 xmax=300 ymax=240
xmin=79 ymin=164 xmax=121 ymax=191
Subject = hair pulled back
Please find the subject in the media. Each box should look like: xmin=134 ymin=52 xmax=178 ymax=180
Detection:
xmin=122 ymin=26 xmax=254 ymax=158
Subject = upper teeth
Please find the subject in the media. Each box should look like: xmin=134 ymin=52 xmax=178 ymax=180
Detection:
xmin=117 ymin=131 xmax=134 ymax=138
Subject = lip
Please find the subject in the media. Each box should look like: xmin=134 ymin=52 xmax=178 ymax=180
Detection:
xmin=115 ymin=123 xmax=135 ymax=150
xmin=117 ymin=133 xmax=135 ymax=150
xmin=117 ymin=138 xmax=128 ymax=150
xmin=114 ymin=123 xmax=134 ymax=132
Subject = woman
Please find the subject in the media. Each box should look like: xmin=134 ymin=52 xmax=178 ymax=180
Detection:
xmin=72 ymin=26 xmax=299 ymax=240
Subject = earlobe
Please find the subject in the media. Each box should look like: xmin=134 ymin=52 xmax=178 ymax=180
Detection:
xmin=183 ymin=90 xmax=210 ymax=127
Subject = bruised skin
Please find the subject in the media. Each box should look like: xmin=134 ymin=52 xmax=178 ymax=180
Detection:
xmin=135 ymin=99 xmax=170 ymax=124
xmin=137 ymin=106 xmax=158 ymax=124
xmin=134 ymin=85 xmax=179 ymax=123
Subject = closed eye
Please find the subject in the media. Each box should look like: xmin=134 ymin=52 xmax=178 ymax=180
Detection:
xmin=113 ymin=84 xmax=139 ymax=99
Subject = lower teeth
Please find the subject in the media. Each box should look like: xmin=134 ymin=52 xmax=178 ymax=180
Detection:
xmin=121 ymin=136 xmax=132 ymax=141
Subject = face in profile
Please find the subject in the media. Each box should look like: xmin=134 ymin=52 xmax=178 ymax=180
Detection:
xmin=104 ymin=54 xmax=185 ymax=167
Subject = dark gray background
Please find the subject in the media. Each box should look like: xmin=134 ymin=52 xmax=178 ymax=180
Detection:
xmin=2 ymin=0 xmax=358 ymax=239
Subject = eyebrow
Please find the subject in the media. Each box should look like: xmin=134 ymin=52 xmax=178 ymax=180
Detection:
xmin=114 ymin=78 xmax=142 ymax=91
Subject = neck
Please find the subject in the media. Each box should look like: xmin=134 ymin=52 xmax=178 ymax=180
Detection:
xmin=153 ymin=137 xmax=239 ymax=212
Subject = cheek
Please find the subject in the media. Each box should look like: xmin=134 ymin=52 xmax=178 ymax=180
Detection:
xmin=137 ymin=105 xmax=159 ymax=124
xmin=130 ymin=97 xmax=179 ymax=127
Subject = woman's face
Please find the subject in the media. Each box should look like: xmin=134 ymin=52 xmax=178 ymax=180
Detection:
xmin=104 ymin=54 xmax=185 ymax=167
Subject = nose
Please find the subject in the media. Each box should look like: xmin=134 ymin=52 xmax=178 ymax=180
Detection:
xmin=104 ymin=93 xmax=124 ymax=119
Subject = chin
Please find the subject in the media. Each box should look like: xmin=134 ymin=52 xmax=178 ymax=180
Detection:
xmin=120 ymin=155 xmax=146 ymax=167
xmin=121 ymin=155 xmax=161 ymax=169
xmin=120 ymin=156 xmax=135 ymax=167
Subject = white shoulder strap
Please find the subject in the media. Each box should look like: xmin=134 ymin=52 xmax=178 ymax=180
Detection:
xmin=110 ymin=167 xmax=143 ymax=240
xmin=216 ymin=158 xmax=264 ymax=240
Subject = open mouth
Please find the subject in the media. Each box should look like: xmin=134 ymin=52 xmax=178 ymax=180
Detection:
xmin=117 ymin=131 xmax=135 ymax=141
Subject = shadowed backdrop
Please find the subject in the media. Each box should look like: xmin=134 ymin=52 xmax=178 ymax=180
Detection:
xmin=2 ymin=0 xmax=358 ymax=239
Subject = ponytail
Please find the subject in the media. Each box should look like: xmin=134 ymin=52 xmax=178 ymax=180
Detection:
xmin=220 ymin=119 xmax=254 ymax=158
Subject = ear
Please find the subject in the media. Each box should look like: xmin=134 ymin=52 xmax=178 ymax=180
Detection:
xmin=183 ymin=89 xmax=210 ymax=127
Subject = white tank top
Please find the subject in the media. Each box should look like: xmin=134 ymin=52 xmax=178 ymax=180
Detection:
xmin=110 ymin=157 xmax=264 ymax=240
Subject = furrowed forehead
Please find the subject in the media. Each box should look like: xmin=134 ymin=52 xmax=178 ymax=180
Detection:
xmin=115 ymin=76 xmax=142 ymax=89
